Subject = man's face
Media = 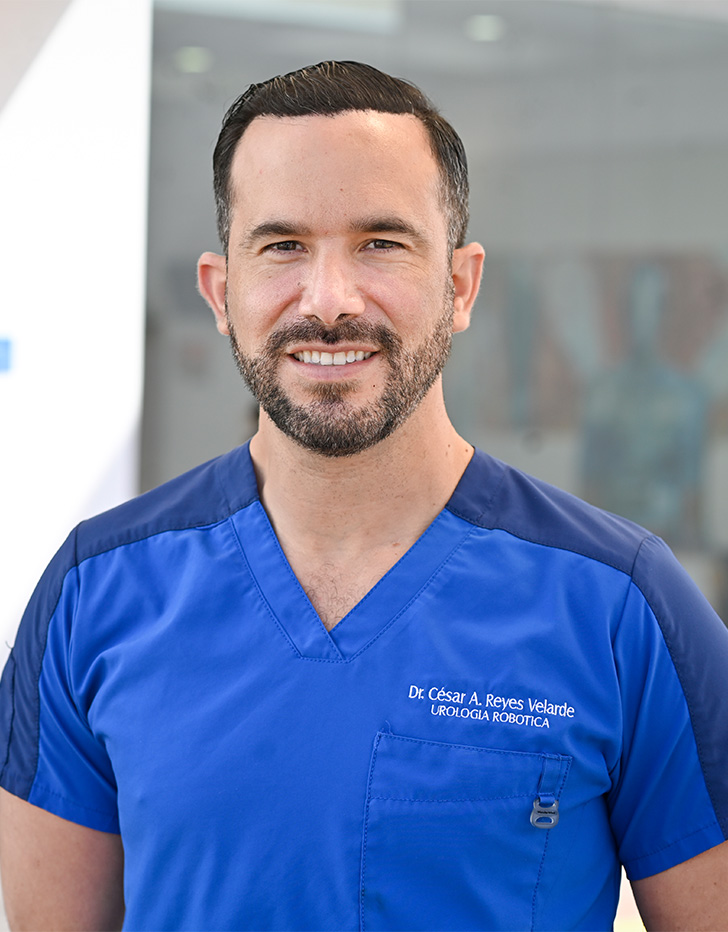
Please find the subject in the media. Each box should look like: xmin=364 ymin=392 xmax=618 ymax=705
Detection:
xmin=206 ymin=110 xmax=471 ymax=456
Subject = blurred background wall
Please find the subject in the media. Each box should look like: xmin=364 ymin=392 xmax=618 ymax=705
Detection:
xmin=144 ymin=0 xmax=728 ymax=622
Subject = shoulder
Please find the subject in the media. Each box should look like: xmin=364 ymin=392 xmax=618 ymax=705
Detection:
xmin=74 ymin=443 xmax=257 ymax=564
xmin=447 ymin=447 xmax=652 ymax=577
xmin=30 ymin=444 xmax=258 ymax=615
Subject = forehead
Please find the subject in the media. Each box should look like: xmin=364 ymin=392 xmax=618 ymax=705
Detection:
xmin=227 ymin=110 xmax=444 ymax=232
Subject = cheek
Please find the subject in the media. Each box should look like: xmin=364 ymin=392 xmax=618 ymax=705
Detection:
xmin=366 ymin=272 xmax=450 ymax=333
xmin=227 ymin=270 xmax=299 ymax=333
xmin=358 ymin=269 xmax=430 ymax=320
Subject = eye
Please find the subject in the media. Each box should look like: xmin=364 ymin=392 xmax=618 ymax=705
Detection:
xmin=265 ymin=241 xmax=302 ymax=253
xmin=365 ymin=239 xmax=402 ymax=251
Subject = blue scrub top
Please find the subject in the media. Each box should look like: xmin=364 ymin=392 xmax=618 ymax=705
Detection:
xmin=2 ymin=444 xmax=727 ymax=930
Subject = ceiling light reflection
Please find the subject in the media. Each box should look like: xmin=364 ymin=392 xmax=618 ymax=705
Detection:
xmin=465 ymin=13 xmax=506 ymax=42
xmin=173 ymin=46 xmax=214 ymax=73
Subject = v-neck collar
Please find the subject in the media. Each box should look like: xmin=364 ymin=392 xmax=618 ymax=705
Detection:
xmin=219 ymin=443 xmax=504 ymax=662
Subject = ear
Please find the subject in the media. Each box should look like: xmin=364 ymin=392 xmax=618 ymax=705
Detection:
xmin=197 ymin=252 xmax=229 ymax=335
xmin=451 ymin=242 xmax=485 ymax=333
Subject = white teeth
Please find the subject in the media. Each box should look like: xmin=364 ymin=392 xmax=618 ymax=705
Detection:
xmin=292 ymin=350 xmax=373 ymax=365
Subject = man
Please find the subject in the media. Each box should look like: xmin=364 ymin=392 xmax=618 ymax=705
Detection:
xmin=0 ymin=60 xmax=727 ymax=931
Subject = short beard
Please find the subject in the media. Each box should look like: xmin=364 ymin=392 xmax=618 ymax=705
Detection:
xmin=227 ymin=295 xmax=454 ymax=457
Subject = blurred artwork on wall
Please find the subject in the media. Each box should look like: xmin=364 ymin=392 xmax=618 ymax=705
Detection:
xmin=455 ymin=252 xmax=728 ymax=556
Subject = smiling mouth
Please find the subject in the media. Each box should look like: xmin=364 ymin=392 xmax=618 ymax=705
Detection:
xmin=292 ymin=350 xmax=374 ymax=366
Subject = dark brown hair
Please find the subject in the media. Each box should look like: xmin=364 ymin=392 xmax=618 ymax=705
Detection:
xmin=212 ymin=60 xmax=469 ymax=254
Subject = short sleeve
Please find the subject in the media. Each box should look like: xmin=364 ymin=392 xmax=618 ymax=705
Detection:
xmin=608 ymin=535 xmax=728 ymax=880
xmin=0 ymin=528 xmax=119 ymax=832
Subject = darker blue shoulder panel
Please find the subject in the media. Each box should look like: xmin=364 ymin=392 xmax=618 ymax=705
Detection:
xmin=0 ymin=443 xmax=258 ymax=799
xmin=0 ymin=529 xmax=79 ymax=798
xmin=447 ymin=448 xmax=650 ymax=574
xmin=632 ymin=537 xmax=728 ymax=838
xmin=75 ymin=442 xmax=257 ymax=563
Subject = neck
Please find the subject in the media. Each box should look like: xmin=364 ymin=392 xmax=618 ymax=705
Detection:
xmin=248 ymin=388 xmax=472 ymax=560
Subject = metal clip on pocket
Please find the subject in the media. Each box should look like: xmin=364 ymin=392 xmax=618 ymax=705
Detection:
xmin=530 ymin=754 xmax=564 ymax=828
xmin=530 ymin=796 xmax=559 ymax=828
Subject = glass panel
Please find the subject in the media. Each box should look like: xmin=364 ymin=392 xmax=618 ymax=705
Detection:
xmin=145 ymin=0 xmax=728 ymax=617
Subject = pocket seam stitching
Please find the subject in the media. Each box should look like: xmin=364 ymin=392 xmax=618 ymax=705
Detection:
xmin=382 ymin=731 xmax=571 ymax=763
xmin=369 ymin=793 xmax=535 ymax=803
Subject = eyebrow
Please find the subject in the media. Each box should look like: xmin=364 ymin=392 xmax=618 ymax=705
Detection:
xmin=240 ymin=221 xmax=310 ymax=248
xmin=238 ymin=216 xmax=431 ymax=250
xmin=348 ymin=216 xmax=429 ymax=246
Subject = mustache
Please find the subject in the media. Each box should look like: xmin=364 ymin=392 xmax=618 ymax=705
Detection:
xmin=262 ymin=319 xmax=402 ymax=354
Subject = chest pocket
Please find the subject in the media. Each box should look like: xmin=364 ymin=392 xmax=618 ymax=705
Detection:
xmin=360 ymin=730 xmax=571 ymax=932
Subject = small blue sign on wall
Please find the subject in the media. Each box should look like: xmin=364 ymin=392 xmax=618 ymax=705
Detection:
xmin=0 ymin=339 xmax=11 ymax=373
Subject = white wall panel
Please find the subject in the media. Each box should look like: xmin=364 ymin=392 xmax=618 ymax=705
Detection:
xmin=0 ymin=0 xmax=152 ymax=654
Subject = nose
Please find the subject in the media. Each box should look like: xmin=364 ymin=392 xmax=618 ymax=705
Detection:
xmin=297 ymin=249 xmax=366 ymax=325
